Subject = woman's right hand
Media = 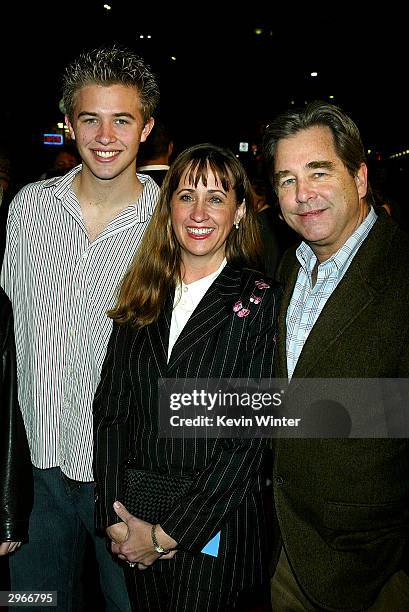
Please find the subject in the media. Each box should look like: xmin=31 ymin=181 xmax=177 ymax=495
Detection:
xmin=106 ymin=521 xmax=128 ymax=544
xmin=108 ymin=501 xmax=177 ymax=570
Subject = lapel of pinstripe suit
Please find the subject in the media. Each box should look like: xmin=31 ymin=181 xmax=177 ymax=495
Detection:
xmin=146 ymin=293 xmax=173 ymax=377
xmin=167 ymin=265 xmax=242 ymax=373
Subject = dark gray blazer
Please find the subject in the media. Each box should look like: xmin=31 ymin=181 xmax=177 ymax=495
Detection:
xmin=94 ymin=265 xmax=280 ymax=594
xmin=272 ymin=213 xmax=409 ymax=610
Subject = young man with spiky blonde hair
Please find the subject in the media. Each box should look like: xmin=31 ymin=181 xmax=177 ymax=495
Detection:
xmin=1 ymin=45 xmax=160 ymax=611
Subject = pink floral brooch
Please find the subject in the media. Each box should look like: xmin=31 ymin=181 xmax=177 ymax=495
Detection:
xmin=233 ymin=279 xmax=270 ymax=318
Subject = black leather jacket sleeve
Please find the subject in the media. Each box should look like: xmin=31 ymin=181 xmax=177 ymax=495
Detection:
xmin=0 ymin=287 xmax=33 ymax=542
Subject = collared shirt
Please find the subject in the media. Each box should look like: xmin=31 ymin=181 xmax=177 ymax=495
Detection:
xmin=286 ymin=207 xmax=377 ymax=380
xmin=1 ymin=165 xmax=160 ymax=481
xmin=168 ymin=259 xmax=227 ymax=360
xmin=137 ymin=164 xmax=170 ymax=171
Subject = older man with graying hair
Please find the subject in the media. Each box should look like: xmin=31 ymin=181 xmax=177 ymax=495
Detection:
xmin=263 ymin=100 xmax=409 ymax=612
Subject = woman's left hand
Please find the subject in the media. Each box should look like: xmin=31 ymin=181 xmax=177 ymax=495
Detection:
xmin=109 ymin=501 xmax=177 ymax=570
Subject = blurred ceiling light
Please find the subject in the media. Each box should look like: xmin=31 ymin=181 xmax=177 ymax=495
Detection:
xmin=103 ymin=4 xmax=111 ymax=9
xmin=329 ymin=95 xmax=335 ymax=99
xmin=57 ymin=122 xmax=64 ymax=129
xmin=254 ymin=28 xmax=263 ymax=35
xmin=171 ymin=56 xmax=177 ymax=61
xmin=311 ymin=72 xmax=318 ymax=77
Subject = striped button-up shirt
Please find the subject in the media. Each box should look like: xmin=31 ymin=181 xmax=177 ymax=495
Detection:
xmin=286 ymin=207 xmax=377 ymax=380
xmin=1 ymin=166 xmax=159 ymax=481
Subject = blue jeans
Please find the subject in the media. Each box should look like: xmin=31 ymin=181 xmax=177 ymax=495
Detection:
xmin=9 ymin=467 xmax=131 ymax=612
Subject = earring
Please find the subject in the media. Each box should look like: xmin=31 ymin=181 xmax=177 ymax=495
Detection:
xmin=234 ymin=222 xmax=240 ymax=229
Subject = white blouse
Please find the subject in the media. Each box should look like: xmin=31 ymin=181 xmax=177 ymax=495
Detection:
xmin=168 ymin=259 xmax=227 ymax=361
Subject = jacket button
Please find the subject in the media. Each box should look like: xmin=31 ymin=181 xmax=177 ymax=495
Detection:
xmin=275 ymin=476 xmax=284 ymax=486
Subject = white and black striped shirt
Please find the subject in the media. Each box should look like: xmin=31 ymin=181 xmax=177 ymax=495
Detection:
xmin=1 ymin=166 xmax=159 ymax=481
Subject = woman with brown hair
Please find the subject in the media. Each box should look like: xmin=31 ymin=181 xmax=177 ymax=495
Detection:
xmin=93 ymin=143 xmax=280 ymax=611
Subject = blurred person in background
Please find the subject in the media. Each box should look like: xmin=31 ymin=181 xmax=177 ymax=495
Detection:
xmin=0 ymin=286 xmax=33 ymax=557
xmin=0 ymin=149 xmax=13 ymax=266
xmin=249 ymin=174 xmax=281 ymax=277
xmin=39 ymin=143 xmax=80 ymax=179
xmin=0 ymin=155 xmax=11 ymax=202
xmin=136 ymin=120 xmax=174 ymax=186
xmin=370 ymin=160 xmax=407 ymax=231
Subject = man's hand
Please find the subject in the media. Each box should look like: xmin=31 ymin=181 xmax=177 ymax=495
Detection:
xmin=108 ymin=501 xmax=177 ymax=570
xmin=0 ymin=541 xmax=22 ymax=556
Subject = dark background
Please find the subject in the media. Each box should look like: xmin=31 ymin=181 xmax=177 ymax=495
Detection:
xmin=1 ymin=4 xmax=408 ymax=188
xmin=0 ymin=4 xmax=408 ymax=608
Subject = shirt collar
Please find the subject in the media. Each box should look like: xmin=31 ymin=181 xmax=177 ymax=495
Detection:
xmin=296 ymin=206 xmax=377 ymax=275
xmin=174 ymin=259 xmax=227 ymax=305
xmin=137 ymin=164 xmax=170 ymax=171
xmin=44 ymin=165 xmax=159 ymax=222
xmin=182 ymin=258 xmax=227 ymax=290
xmin=45 ymin=164 xmax=82 ymax=199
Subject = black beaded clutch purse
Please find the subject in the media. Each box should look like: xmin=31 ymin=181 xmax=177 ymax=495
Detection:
xmin=122 ymin=465 xmax=193 ymax=524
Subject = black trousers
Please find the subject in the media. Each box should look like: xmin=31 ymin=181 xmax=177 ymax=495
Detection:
xmin=124 ymin=557 xmax=271 ymax=612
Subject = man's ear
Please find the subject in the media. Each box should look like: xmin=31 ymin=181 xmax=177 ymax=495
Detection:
xmin=355 ymin=163 xmax=368 ymax=199
xmin=140 ymin=117 xmax=155 ymax=143
xmin=65 ymin=115 xmax=75 ymax=140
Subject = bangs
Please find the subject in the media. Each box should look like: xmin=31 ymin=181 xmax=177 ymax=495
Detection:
xmin=185 ymin=158 xmax=234 ymax=192
xmin=166 ymin=143 xmax=247 ymax=205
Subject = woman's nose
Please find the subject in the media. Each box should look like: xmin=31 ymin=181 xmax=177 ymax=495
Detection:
xmin=190 ymin=200 xmax=209 ymax=222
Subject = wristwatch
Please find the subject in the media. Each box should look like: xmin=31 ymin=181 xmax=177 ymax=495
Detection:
xmin=151 ymin=524 xmax=171 ymax=554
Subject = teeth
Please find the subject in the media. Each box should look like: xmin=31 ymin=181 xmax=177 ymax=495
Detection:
xmin=187 ymin=227 xmax=213 ymax=235
xmin=95 ymin=151 xmax=118 ymax=158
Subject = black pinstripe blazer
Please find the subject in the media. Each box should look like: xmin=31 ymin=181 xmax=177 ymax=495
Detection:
xmin=93 ymin=264 xmax=280 ymax=592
